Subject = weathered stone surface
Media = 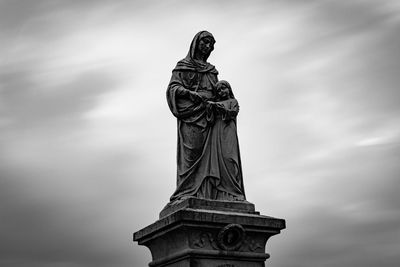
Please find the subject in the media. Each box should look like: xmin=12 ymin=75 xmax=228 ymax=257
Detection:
xmin=134 ymin=200 xmax=285 ymax=267
xmin=160 ymin=197 xmax=258 ymax=218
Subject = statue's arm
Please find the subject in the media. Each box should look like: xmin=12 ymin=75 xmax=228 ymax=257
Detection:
xmin=220 ymin=99 xmax=239 ymax=121
xmin=168 ymin=71 xmax=203 ymax=103
xmin=230 ymin=99 xmax=240 ymax=116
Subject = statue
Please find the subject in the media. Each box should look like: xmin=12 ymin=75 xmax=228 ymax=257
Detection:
xmin=166 ymin=31 xmax=246 ymax=204
xmin=134 ymin=32 xmax=285 ymax=267
xmin=133 ymin=31 xmax=285 ymax=267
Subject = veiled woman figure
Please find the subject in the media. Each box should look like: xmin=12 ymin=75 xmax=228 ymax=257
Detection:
xmin=166 ymin=31 xmax=245 ymax=203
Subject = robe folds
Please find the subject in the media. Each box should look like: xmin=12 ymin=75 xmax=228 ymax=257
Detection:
xmin=166 ymin=31 xmax=245 ymax=203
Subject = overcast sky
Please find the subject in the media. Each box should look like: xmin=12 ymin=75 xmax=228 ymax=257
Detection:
xmin=1 ymin=0 xmax=400 ymax=266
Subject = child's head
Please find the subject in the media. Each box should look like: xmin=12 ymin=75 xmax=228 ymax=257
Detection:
xmin=216 ymin=80 xmax=234 ymax=100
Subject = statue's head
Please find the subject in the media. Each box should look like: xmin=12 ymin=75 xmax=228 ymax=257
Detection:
xmin=189 ymin=31 xmax=215 ymax=62
xmin=216 ymin=80 xmax=234 ymax=100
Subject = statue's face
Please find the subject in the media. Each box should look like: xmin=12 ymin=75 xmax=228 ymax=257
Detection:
xmin=217 ymin=83 xmax=230 ymax=99
xmin=197 ymin=37 xmax=214 ymax=57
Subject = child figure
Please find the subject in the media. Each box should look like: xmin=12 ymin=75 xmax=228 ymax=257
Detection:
xmin=204 ymin=79 xmax=245 ymax=200
xmin=208 ymin=80 xmax=239 ymax=121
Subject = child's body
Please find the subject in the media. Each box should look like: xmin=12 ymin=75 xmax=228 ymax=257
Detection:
xmin=204 ymin=80 xmax=244 ymax=200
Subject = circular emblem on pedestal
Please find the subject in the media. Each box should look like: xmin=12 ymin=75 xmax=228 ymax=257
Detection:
xmin=217 ymin=224 xmax=245 ymax=251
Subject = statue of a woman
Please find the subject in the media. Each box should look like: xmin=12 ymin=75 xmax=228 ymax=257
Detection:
xmin=166 ymin=31 xmax=246 ymax=203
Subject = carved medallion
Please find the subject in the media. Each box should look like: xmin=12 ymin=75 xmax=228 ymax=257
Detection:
xmin=217 ymin=224 xmax=245 ymax=251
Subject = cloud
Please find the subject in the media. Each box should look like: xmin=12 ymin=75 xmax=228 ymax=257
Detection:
xmin=1 ymin=1 xmax=400 ymax=267
xmin=1 ymin=69 xmax=114 ymax=128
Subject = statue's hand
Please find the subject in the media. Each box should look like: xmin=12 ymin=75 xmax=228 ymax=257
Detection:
xmin=229 ymin=110 xmax=238 ymax=118
xmin=215 ymin=103 xmax=225 ymax=109
xmin=189 ymin=91 xmax=203 ymax=104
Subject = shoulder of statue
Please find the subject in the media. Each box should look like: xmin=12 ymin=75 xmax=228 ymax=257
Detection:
xmin=173 ymin=58 xmax=196 ymax=72
xmin=194 ymin=62 xmax=218 ymax=75
xmin=205 ymin=63 xmax=218 ymax=75
xmin=173 ymin=58 xmax=218 ymax=75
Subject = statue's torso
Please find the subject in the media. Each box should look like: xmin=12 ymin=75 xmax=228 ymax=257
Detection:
xmin=181 ymin=70 xmax=217 ymax=100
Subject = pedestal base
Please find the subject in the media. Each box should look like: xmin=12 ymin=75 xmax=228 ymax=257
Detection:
xmin=134 ymin=198 xmax=285 ymax=267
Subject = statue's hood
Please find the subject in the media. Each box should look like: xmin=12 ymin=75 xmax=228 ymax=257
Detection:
xmin=174 ymin=31 xmax=218 ymax=74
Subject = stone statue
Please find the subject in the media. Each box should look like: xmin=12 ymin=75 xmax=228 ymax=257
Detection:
xmin=135 ymin=32 xmax=285 ymax=266
xmin=133 ymin=31 xmax=285 ymax=267
xmin=166 ymin=31 xmax=246 ymax=203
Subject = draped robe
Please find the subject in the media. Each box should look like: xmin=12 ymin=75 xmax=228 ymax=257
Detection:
xmin=166 ymin=31 xmax=246 ymax=203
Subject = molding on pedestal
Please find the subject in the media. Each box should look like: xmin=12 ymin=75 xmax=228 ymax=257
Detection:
xmin=149 ymin=248 xmax=270 ymax=267
xmin=159 ymin=197 xmax=258 ymax=218
xmin=134 ymin=201 xmax=285 ymax=267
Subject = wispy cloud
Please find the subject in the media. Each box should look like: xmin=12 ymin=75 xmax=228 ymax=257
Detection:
xmin=1 ymin=1 xmax=399 ymax=267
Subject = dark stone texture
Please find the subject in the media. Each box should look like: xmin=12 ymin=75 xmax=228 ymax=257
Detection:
xmin=134 ymin=198 xmax=285 ymax=267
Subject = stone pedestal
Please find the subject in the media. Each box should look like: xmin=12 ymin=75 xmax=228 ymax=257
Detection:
xmin=134 ymin=198 xmax=285 ymax=267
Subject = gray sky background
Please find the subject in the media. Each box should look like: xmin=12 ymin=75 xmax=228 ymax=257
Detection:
xmin=1 ymin=0 xmax=400 ymax=266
